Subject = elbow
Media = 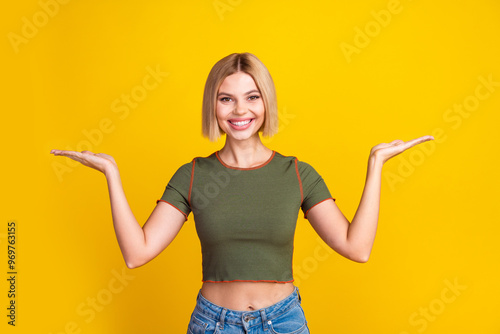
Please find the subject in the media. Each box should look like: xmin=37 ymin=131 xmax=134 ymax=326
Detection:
xmin=126 ymin=261 xmax=138 ymax=269
xmin=124 ymin=247 xmax=155 ymax=269
xmin=347 ymin=242 xmax=373 ymax=263
xmin=125 ymin=257 xmax=146 ymax=269
xmin=330 ymin=241 xmax=372 ymax=263
xmin=349 ymin=251 xmax=371 ymax=263
xmin=353 ymin=254 xmax=370 ymax=263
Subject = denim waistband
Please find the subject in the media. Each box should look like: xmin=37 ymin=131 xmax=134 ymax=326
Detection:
xmin=194 ymin=286 xmax=301 ymax=330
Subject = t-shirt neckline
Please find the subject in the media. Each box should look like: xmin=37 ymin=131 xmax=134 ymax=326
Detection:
xmin=215 ymin=150 xmax=276 ymax=170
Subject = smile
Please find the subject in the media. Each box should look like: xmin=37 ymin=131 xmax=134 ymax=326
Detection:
xmin=227 ymin=118 xmax=254 ymax=131
xmin=229 ymin=119 xmax=252 ymax=126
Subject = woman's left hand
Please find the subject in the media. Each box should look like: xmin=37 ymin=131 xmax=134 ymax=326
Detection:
xmin=370 ymin=135 xmax=434 ymax=165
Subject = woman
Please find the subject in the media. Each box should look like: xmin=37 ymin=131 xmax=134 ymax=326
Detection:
xmin=51 ymin=52 xmax=433 ymax=333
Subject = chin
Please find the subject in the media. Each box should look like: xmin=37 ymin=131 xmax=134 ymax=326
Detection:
xmin=228 ymin=134 xmax=257 ymax=142
xmin=223 ymin=127 xmax=263 ymax=142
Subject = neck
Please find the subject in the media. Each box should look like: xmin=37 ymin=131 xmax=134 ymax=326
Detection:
xmin=218 ymin=135 xmax=272 ymax=168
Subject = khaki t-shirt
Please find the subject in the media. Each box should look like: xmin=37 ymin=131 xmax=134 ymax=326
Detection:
xmin=157 ymin=151 xmax=334 ymax=283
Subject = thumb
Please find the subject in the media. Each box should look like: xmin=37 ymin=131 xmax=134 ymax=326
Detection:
xmin=390 ymin=140 xmax=405 ymax=146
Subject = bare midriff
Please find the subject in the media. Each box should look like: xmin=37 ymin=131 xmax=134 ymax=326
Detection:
xmin=200 ymin=281 xmax=295 ymax=311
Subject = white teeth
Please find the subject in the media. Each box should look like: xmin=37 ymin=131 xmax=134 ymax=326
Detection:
xmin=230 ymin=120 xmax=251 ymax=126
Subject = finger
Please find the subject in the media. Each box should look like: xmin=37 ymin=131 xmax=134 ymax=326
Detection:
xmin=51 ymin=150 xmax=86 ymax=162
xmin=50 ymin=149 xmax=76 ymax=156
xmin=51 ymin=149 xmax=74 ymax=156
xmin=403 ymin=135 xmax=434 ymax=149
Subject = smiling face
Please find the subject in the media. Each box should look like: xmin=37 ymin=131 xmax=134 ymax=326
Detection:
xmin=216 ymin=71 xmax=265 ymax=142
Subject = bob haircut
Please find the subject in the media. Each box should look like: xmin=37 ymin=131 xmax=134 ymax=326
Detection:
xmin=202 ymin=52 xmax=278 ymax=142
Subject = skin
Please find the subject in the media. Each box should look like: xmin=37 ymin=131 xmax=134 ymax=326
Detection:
xmin=50 ymin=71 xmax=434 ymax=311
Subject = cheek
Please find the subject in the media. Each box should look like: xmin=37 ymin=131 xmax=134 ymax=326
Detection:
xmin=215 ymin=105 xmax=225 ymax=121
xmin=215 ymin=106 xmax=228 ymax=130
xmin=216 ymin=103 xmax=231 ymax=116
xmin=257 ymin=102 xmax=266 ymax=118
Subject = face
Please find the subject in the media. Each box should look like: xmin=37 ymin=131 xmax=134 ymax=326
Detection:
xmin=216 ymin=71 xmax=265 ymax=142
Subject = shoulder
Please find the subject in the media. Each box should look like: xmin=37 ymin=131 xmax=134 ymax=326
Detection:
xmin=269 ymin=152 xmax=323 ymax=181
xmin=172 ymin=160 xmax=194 ymax=176
xmin=175 ymin=152 xmax=218 ymax=169
xmin=169 ymin=153 xmax=216 ymax=179
xmin=167 ymin=154 xmax=216 ymax=187
xmin=271 ymin=151 xmax=299 ymax=165
xmin=296 ymin=159 xmax=314 ymax=171
xmin=276 ymin=152 xmax=318 ymax=175
xmin=191 ymin=152 xmax=219 ymax=170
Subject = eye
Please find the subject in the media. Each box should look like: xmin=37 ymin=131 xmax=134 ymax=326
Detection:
xmin=220 ymin=97 xmax=232 ymax=102
xmin=248 ymin=95 xmax=260 ymax=101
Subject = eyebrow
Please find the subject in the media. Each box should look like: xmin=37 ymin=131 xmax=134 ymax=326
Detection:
xmin=217 ymin=89 xmax=260 ymax=97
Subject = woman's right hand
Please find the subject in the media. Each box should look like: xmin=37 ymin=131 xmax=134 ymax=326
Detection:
xmin=50 ymin=149 xmax=118 ymax=175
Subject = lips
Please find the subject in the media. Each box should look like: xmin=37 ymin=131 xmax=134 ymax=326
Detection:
xmin=227 ymin=118 xmax=254 ymax=130
xmin=229 ymin=119 xmax=251 ymax=126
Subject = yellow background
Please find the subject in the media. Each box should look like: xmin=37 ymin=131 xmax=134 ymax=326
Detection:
xmin=2 ymin=0 xmax=499 ymax=333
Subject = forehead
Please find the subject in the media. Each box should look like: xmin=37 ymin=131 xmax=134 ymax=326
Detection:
xmin=218 ymin=72 xmax=258 ymax=93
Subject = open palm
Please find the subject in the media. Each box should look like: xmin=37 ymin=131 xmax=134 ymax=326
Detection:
xmin=370 ymin=135 xmax=434 ymax=164
xmin=50 ymin=149 xmax=117 ymax=174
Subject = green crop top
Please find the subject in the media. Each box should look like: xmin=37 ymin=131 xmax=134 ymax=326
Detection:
xmin=156 ymin=151 xmax=334 ymax=283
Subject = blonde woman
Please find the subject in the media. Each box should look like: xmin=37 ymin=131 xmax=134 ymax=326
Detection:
xmin=51 ymin=52 xmax=433 ymax=333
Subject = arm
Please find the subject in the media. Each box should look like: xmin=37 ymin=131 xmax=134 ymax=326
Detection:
xmin=105 ymin=166 xmax=186 ymax=269
xmin=50 ymin=149 xmax=186 ymax=269
xmin=306 ymin=136 xmax=434 ymax=263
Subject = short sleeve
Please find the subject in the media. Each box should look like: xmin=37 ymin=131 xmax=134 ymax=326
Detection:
xmin=156 ymin=161 xmax=193 ymax=221
xmin=296 ymin=160 xmax=335 ymax=218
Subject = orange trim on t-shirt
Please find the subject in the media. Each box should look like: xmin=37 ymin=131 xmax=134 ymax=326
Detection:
xmin=294 ymin=158 xmax=304 ymax=204
xmin=156 ymin=199 xmax=188 ymax=221
xmin=215 ymin=150 xmax=276 ymax=170
xmin=304 ymin=197 xmax=335 ymax=219
xmin=202 ymin=279 xmax=294 ymax=283
xmin=187 ymin=158 xmax=196 ymax=205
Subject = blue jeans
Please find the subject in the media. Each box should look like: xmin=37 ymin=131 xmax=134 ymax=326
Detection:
xmin=187 ymin=286 xmax=310 ymax=334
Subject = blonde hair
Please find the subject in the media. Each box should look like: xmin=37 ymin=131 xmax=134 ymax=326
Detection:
xmin=202 ymin=52 xmax=278 ymax=141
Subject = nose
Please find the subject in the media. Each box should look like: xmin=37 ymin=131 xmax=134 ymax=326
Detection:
xmin=233 ymin=100 xmax=247 ymax=115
